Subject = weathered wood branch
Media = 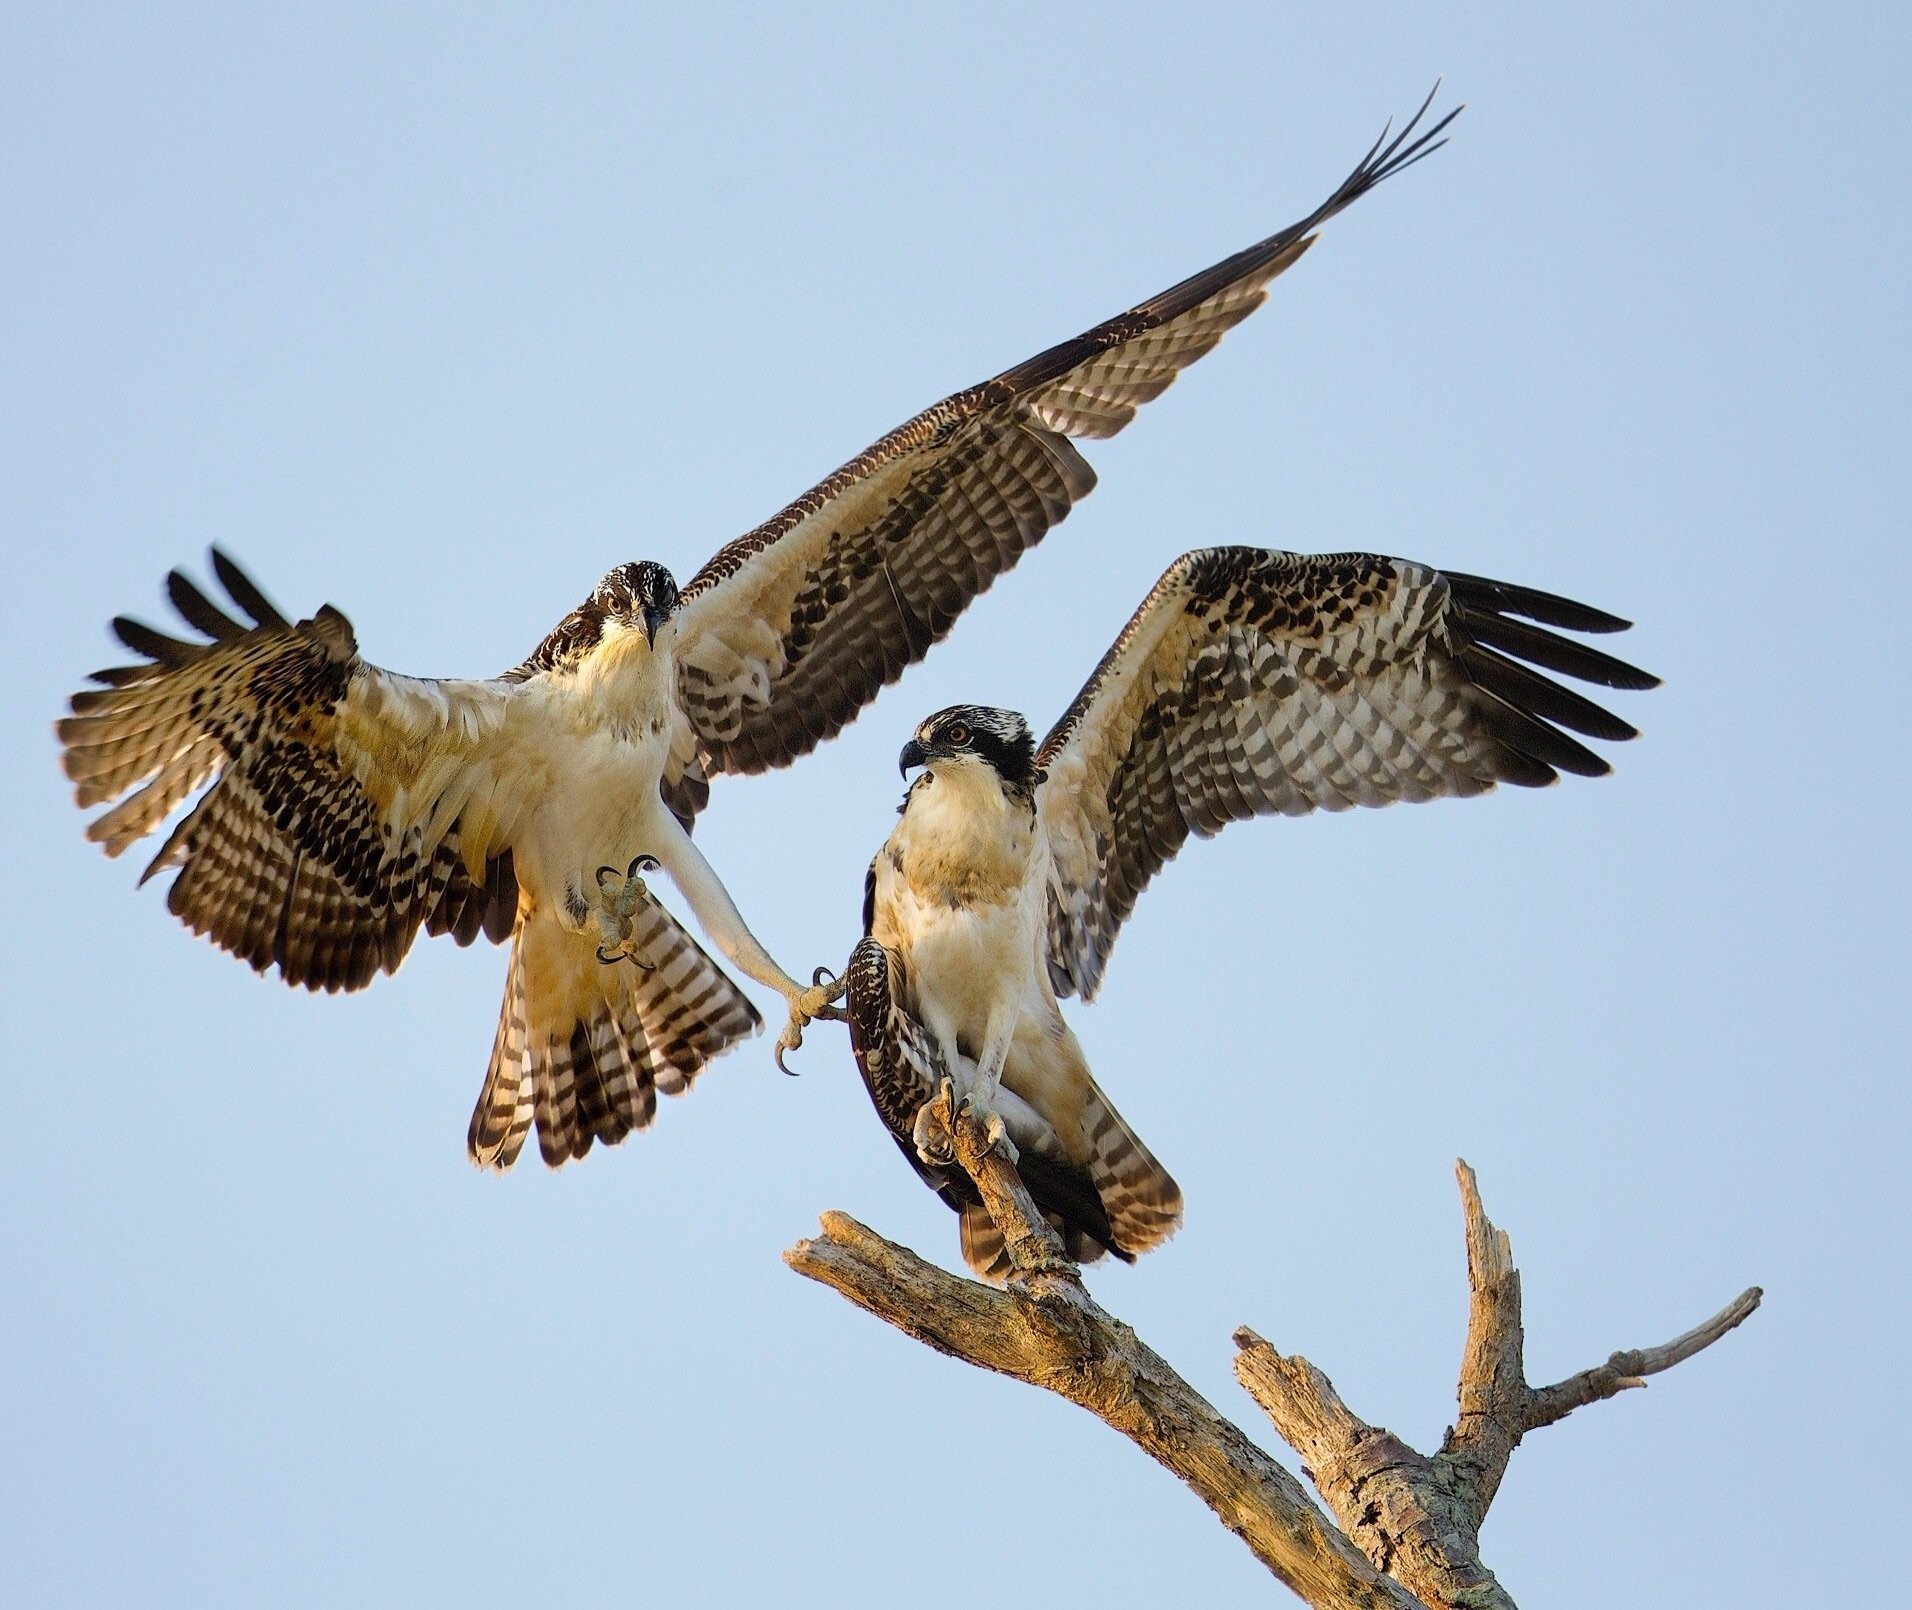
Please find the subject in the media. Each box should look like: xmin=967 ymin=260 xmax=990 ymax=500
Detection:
xmin=788 ymin=1120 xmax=1759 ymax=1609
xmin=787 ymin=1109 xmax=1417 ymax=1608
xmin=1233 ymin=1161 xmax=1760 ymax=1609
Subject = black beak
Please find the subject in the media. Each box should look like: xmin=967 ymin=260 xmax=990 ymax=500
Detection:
xmin=898 ymin=738 xmax=928 ymax=778
xmin=641 ymin=604 xmax=669 ymax=647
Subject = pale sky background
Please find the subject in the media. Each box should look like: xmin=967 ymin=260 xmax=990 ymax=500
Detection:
xmin=4 ymin=7 xmax=1907 ymax=1606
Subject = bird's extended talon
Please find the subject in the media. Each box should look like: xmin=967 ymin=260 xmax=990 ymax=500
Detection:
xmin=979 ymin=1104 xmax=1018 ymax=1164
xmin=794 ymin=972 xmax=847 ymax=1023
xmin=952 ymin=1089 xmax=1018 ymax=1164
xmin=596 ymin=944 xmax=655 ymax=972
xmin=773 ymin=972 xmax=849 ymax=1074
xmin=774 ymin=1014 xmax=806 ymax=1077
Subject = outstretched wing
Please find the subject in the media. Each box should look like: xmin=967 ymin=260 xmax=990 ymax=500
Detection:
xmin=58 ymin=551 xmax=527 ymax=992
xmin=664 ymin=93 xmax=1459 ymax=800
xmin=1037 ymin=547 xmax=1660 ymax=1001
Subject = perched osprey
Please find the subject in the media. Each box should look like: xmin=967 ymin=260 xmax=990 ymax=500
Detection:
xmin=59 ymin=97 xmax=1455 ymax=1170
xmin=846 ymin=547 xmax=1657 ymax=1278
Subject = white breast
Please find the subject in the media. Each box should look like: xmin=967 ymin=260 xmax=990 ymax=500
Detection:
xmin=873 ymin=760 xmax=1045 ymax=1062
xmin=510 ymin=635 xmax=674 ymax=907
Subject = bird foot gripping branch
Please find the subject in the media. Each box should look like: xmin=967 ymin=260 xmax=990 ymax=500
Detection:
xmin=913 ymin=1078 xmax=1016 ymax=1169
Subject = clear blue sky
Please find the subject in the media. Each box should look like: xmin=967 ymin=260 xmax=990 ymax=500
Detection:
xmin=5 ymin=7 xmax=1906 ymax=1606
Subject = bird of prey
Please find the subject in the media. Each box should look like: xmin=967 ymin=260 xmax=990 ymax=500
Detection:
xmin=846 ymin=547 xmax=1657 ymax=1278
xmin=58 ymin=95 xmax=1455 ymax=1171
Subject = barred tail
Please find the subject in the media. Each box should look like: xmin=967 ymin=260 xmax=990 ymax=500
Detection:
xmin=467 ymin=897 xmax=761 ymax=1171
xmin=1079 ymin=1074 xmax=1182 ymax=1258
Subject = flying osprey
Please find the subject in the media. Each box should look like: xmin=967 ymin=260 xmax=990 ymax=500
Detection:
xmin=58 ymin=97 xmax=1455 ymax=1171
xmin=846 ymin=547 xmax=1657 ymax=1278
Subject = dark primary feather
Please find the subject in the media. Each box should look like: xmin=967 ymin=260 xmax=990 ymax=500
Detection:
xmin=1037 ymin=546 xmax=1657 ymax=1001
xmin=668 ymin=94 xmax=1459 ymax=793
xmin=210 ymin=546 xmax=290 ymax=629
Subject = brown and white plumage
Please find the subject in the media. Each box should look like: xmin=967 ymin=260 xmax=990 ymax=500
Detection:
xmin=59 ymin=93 xmax=1455 ymax=1169
xmin=1037 ymin=548 xmax=1660 ymax=1001
xmin=845 ymin=934 xmax=1180 ymax=1281
xmin=59 ymin=555 xmax=767 ymax=1169
xmin=662 ymin=91 xmax=1457 ymax=791
xmin=847 ymin=548 xmax=1654 ymax=1275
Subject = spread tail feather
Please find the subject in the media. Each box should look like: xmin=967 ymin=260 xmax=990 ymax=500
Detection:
xmin=1080 ymin=1072 xmax=1182 ymax=1258
xmin=468 ymin=899 xmax=761 ymax=1170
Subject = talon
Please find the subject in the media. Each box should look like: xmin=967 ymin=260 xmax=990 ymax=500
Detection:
xmin=912 ymin=1082 xmax=958 ymax=1167
xmin=596 ymin=944 xmax=656 ymax=972
xmin=596 ymin=864 xmax=621 ymax=889
xmin=981 ymin=1106 xmax=1017 ymax=1164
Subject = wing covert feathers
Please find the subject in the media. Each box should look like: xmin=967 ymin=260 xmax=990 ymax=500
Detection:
xmin=671 ymin=94 xmax=1457 ymax=791
xmin=1038 ymin=547 xmax=1657 ymax=1001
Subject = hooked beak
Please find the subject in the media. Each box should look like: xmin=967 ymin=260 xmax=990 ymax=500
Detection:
xmin=641 ymin=604 xmax=669 ymax=647
xmin=898 ymin=737 xmax=928 ymax=778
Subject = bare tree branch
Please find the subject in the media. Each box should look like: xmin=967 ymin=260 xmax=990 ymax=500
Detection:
xmin=1232 ymin=1161 xmax=1761 ymax=1608
xmin=789 ymin=1121 xmax=1759 ymax=1609
xmin=788 ymin=1108 xmax=1418 ymax=1608
xmin=1523 ymin=1285 xmax=1765 ymax=1432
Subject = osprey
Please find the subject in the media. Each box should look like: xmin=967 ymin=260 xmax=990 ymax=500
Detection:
xmin=58 ymin=96 xmax=1454 ymax=1169
xmin=846 ymin=547 xmax=1657 ymax=1278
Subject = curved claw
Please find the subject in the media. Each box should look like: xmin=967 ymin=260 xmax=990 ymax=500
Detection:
xmin=774 ymin=971 xmax=848 ymax=1076
xmin=774 ymin=1040 xmax=798 ymax=1077
xmin=806 ymin=966 xmax=849 ymax=1022
xmin=595 ymin=944 xmax=656 ymax=973
xmin=596 ymin=864 xmax=621 ymax=889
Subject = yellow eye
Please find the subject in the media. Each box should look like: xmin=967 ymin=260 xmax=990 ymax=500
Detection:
xmin=944 ymin=723 xmax=969 ymax=746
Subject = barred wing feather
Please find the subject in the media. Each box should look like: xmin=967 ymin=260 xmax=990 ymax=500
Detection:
xmin=57 ymin=551 xmax=525 ymax=992
xmin=665 ymin=94 xmax=1459 ymax=802
xmin=1036 ymin=547 xmax=1659 ymax=1001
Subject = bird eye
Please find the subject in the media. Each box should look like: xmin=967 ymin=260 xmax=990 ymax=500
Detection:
xmin=944 ymin=723 xmax=969 ymax=746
